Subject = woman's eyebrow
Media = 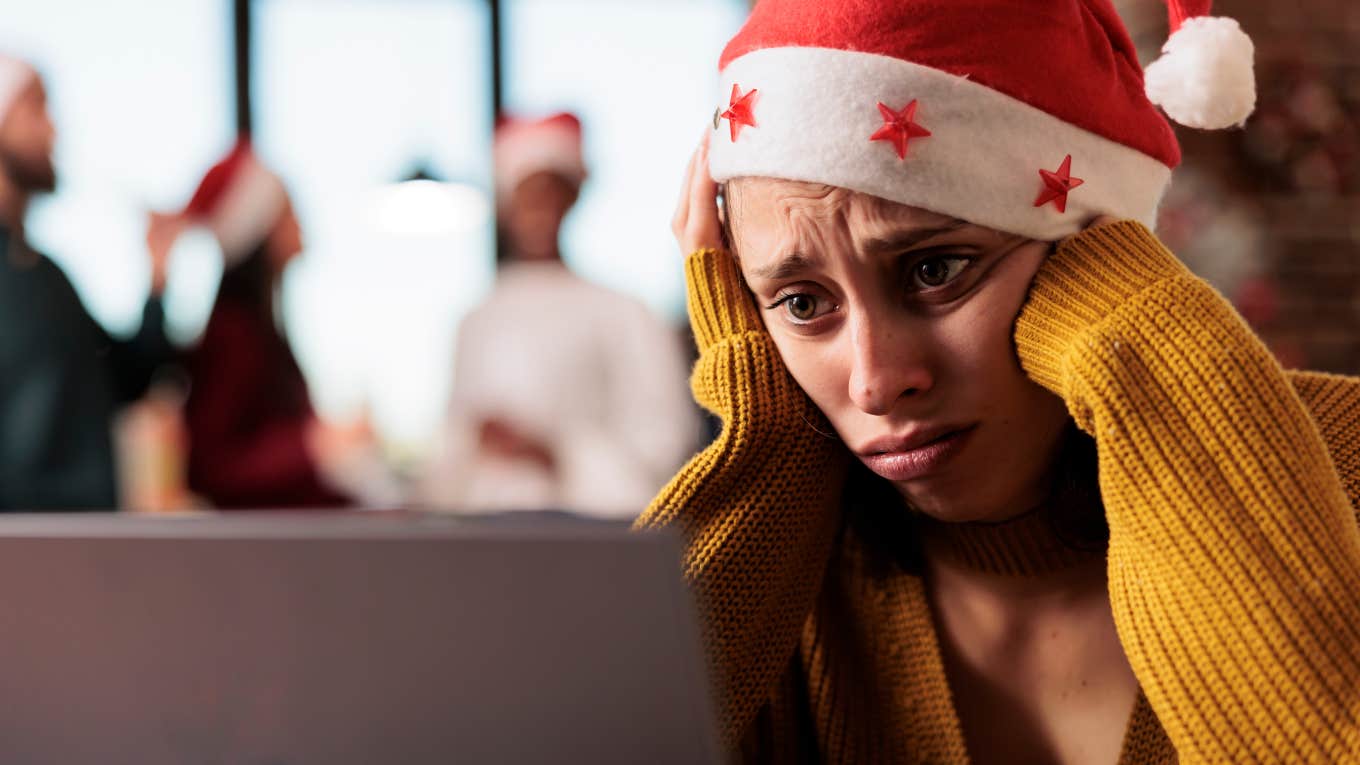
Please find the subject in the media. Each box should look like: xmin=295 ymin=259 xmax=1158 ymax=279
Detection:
xmin=749 ymin=251 xmax=818 ymax=281
xmin=861 ymin=219 xmax=968 ymax=256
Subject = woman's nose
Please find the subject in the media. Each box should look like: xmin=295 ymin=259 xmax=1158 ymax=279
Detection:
xmin=847 ymin=314 xmax=934 ymax=416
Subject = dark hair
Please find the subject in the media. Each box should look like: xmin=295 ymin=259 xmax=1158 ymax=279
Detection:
xmin=843 ymin=423 xmax=1107 ymax=576
xmin=716 ymin=181 xmax=735 ymax=254
xmin=215 ymin=243 xmax=277 ymax=325
xmin=200 ymin=241 xmax=311 ymax=417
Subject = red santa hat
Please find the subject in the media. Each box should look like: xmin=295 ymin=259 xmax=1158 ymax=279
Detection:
xmin=184 ymin=139 xmax=289 ymax=265
xmin=0 ymin=55 xmax=36 ymax=130
xmin=493 ymin=112 xmax=586 ymax=205
xmin=709 ymin=0 xmax=1255 ymax=241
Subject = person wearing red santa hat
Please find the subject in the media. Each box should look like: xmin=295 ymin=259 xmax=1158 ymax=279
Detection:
xmin=418 ymin=112 xmax=698 ymax=518
xmin=151 ymin=140 xmax=385 ymax=509
xmin=0 ymin=55 xmax=173 ymax=510
xmin=639 ymin=0 xmax=1360 ymax=762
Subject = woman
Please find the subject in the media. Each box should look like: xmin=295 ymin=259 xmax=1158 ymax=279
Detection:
xmin=639 ymin=1 xmax=1360 ymax=762
xmin=155 ymin=141 xmax=375 ymax=509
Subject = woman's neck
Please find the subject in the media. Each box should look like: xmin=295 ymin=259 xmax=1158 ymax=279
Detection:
xmin=917 ymin=505 xmax=1102 ymax=574
xmin=903 ymin=503 xmax=1104 ymax=609
xmin=913 ymin=423 xmax=1108 ymax=591
xmin=921 ymin=504 xmax=1137 ymax=765
xmin=918 ymin=502 xmax=1117 ymax=727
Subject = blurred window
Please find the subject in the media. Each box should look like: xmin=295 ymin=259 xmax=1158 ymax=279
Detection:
xmin=252 ymin=0 xmax=494 ymax=448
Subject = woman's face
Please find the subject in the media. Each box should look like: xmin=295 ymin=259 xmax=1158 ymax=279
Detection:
xmin=505 ymin=171 xmax=578 ymax=261
xmin=728 ymin=178 xmax=1070 ymax=523
xmin=266 ymin=198 xmax=303 ymax=273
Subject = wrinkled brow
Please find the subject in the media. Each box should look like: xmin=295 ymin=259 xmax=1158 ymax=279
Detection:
xmin=747 ymin=218 xmax=968 ymax=282
xmin=748 ymin=251 xmax=820 ymax=281
xmin=860 ymin=219 xmax=968 ymax=256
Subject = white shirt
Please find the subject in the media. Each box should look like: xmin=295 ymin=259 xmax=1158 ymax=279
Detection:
xmin=420 ymin=261 xmax=698 ymax=518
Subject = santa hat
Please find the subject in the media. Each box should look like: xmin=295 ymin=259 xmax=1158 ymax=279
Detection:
xmin=709 ymin=0 xmax=1255 ymax=241
xmin=0 ymin=55 xmax=36 ymax=130
xmin=493 ymin=112 xmax=586 ymax=205
xmin=184 ymin=139 xmax=288 ymax=265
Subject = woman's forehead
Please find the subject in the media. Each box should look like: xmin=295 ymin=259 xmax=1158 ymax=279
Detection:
xmin=728 ymin=177 xmax=1029 ymax=275
xmin=733 ymin=177 xmax=959 ymax=228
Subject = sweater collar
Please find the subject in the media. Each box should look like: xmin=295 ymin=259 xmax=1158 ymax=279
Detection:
xmin=913 ymin=504 xmax=1106 ymax=577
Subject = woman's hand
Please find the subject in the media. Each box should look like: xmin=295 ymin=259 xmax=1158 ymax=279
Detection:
xmin=672 ymin=134 xmax=724 ymax=256
xmin=304 ymin=416 xmax=377 ymax=474
xmin=1010 ymin=215 xmax=1123 ymax=376
xmin=475 ymin=417 xmax=556 ymax=473
xmin=1024 ymin=215 xmax=1121 ymax=285
xmin=145 ymin=210 xmax=187 ymax=296
xmin=1011 ymin=214 xmax=1123 ymax=306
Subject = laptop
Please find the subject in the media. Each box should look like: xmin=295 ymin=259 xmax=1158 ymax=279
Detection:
xmin=0 ymin=512 xmax=721 ymax=764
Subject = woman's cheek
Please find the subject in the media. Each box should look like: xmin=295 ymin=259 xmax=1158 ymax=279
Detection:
xmin=770 ymin=329 xmax=852 ymax=426
xmin=961 ymin=260 xmax=1041 ymax=367
xmin=940 ymin=296 xmax=1014 ymax=374
xmin=979 ymin=242 xmax=1051 ymax=325
xmin=766 ymin=324 xmax=824 ymax=393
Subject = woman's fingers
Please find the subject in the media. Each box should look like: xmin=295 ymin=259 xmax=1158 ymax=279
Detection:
xmin=673 ymin=142 xmax=701 ymax=241
xmin=680 ymin=136 xmax=723 ymax=254
xmin=689 ymin=134 xmax=716 ymax=213
xmin=673 ymin=131 xmax=725 ymax=256
xmin=1050 ymin=214 xmax=1120 ymax=259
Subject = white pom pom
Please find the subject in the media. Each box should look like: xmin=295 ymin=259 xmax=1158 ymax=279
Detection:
xmin=1144 ymin=16 xmax=1256 ymax=130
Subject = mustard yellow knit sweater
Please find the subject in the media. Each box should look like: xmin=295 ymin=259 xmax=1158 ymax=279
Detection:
xmin=637 ymin=221 xmax=1360 ymax=764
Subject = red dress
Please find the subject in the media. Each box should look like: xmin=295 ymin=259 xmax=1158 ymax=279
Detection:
xmin=184 ymin=283 xmax=348 ymax=509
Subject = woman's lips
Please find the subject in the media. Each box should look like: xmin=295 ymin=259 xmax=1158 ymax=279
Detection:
xmin=859 ymin=426 xmax=976 ymax=482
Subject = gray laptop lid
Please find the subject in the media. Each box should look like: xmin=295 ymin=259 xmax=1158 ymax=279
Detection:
xmin=0 ymin=512 xmax=720 ymax=765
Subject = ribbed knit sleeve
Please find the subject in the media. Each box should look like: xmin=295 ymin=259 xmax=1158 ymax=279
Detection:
xmin=1015 ymin=221 xmax=1360 ymax=763
xmin=635 ymin=248 xmax=850 ymax=747
xmin=1288 ymin=370 xmax=1360 ymax=509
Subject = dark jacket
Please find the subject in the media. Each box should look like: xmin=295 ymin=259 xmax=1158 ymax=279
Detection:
xmin=0 ymin=228 xmax=171 ymax=509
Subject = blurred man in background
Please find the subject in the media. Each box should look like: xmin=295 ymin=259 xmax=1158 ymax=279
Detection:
xmin=0 ymin=55 xmax=172 ymax=510
xmin=419 ymin=113 xmax=698 ymax=518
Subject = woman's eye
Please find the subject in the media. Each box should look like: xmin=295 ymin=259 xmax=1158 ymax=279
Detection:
xmin=911 ymin=256 xmax=971 ymax=289
xmin=768 ymin=292 xmax=832 ymax=323
xmin=785 ymin=294 xmax=818 ymax=320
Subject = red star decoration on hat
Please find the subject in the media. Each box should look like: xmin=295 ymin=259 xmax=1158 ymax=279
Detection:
xmin=870 ymin=100 xmax=931 ymax=159
xmin=1034 ymin=155 xmax=1084 ymax=213
xmin=721 ymin=84 xmax=758 ymax=142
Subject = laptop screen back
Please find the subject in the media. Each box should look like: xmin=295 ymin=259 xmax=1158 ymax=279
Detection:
xmin=0 ymin=513 xmax=720 ymax=764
